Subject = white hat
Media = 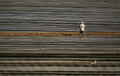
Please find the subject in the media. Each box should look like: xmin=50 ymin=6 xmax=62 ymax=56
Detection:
xmin=82 ymin=22 xmax=84 ymax=24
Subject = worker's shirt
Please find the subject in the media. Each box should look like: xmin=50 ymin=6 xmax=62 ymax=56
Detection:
xmin=80 ymin=24 xmax=85 ymax=31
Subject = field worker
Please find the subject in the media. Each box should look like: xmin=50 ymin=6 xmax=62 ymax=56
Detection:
xmin=79 ymin=21 xmax=85 ymax=36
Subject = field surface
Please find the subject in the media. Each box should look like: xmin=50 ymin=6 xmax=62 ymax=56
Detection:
xmin=0 ymin=0 xmax=120 ymax=75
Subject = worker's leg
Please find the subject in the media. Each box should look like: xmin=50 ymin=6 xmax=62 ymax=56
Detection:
xmin=82 ymin=31 xmax=85 ymax=36
xmin=80 ymin=31 xmax=83 ymax=36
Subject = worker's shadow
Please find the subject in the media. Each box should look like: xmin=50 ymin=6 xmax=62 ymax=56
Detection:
xmin=79 ymin=35 xmax=85 ymax=40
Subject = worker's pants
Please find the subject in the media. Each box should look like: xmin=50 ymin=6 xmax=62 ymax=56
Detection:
xmin=80 ymin=30 xmax=84 ymax=36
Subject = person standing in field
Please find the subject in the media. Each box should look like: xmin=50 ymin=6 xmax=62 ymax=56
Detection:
xmin=79 ymin=21 xmax=86 ymax=36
